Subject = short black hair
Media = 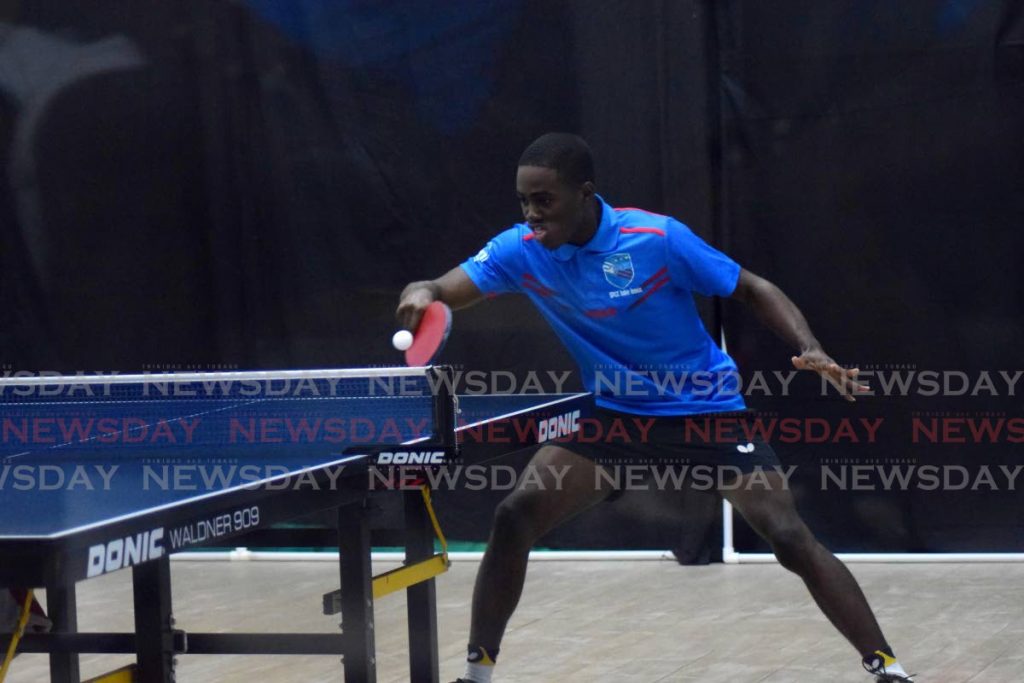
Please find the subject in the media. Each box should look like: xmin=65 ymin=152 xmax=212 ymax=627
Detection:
xmin=518 ymin=133 xmax=595 ymax=186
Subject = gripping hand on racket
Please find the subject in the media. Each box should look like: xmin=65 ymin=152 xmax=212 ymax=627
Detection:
xmin=395 ymin=267 xmax=483 ymax=365
xmin=396 ymin=267 xmax=482 ymax=329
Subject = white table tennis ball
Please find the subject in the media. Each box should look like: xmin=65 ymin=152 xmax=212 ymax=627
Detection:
xmin=392 ymin=329 xmax=414 ymax=351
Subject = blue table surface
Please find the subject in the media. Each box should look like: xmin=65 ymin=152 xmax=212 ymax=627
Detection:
xmin=0 ymin=393 xmax=585 ymax=539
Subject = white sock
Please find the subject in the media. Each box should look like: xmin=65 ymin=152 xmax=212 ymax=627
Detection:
xmin=464 ymin=661 xmax=494 ymax=682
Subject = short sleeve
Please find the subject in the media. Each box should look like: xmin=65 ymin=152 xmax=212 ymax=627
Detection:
xmin=459 ymin=227 xmax=523 ymax=296
xmin=665 ymin=219 xmax=741 ymax=297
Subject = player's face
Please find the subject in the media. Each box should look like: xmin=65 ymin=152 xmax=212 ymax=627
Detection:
xmin=515 ymin=165 xmax=594 ymax=249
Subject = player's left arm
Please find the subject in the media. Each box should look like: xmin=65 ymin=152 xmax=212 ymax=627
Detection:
xmin=730 ymin=268 xmax=868 ymax=401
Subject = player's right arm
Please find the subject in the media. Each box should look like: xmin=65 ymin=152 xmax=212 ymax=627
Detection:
xmin=399 ymin=227 xmax=523 ymax=329
xmin=396 ymin=267 xmax=484 ymax=331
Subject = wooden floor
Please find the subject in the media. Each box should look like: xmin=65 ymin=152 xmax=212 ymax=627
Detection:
xmin=7 ymin=559 xmax=1024 ymax=682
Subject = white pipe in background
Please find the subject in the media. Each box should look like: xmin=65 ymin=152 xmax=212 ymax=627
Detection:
xmin=171 ymin=549 xmax=678 ymax=563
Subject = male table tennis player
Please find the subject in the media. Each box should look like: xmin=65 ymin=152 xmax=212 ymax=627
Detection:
xmin=396 ymin=133 xmax=915 ymax=682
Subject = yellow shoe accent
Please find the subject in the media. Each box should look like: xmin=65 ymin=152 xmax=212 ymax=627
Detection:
xmin=874 ymin=650 xmax=898 ymax=667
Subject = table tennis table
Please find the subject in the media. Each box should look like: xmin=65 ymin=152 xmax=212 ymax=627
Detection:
xmin=0 ymin=367 xmax=591 ymax=683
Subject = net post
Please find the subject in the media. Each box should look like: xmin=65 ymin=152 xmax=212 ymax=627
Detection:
xmin=427 ymin=366 xmax=457 ymax=452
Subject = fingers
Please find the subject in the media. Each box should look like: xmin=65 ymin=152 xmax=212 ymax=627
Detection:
xmin=792 ymin=356 xmax=871 ymax=402
xmin=819 ymin=368 xmax=856 ymax=402
xmin=391 ymin=301 xmax=423 ymax=331
xmin=842 ymin=367 xmax=871 ymax=395
xmin=395 ymin=286 xmax=436 ymax=331
xmin=790 ymin=355 xmax=836 ymax=373
xmin=820 ymin=370 xmax=853 ymax=402
xmin=819 ymin=364 xmax=850 ymax=401
xmin=830 ymin=365 xmax=870 ymax=400
xmin=395 ymin=301 xmax=425 ymax=332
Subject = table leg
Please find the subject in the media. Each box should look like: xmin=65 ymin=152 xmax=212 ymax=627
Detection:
xmin=338 ymin=501 xmax=376 ymax=683
xmin=132 ymin=556 xmax=175 ymax=682
xmin=404 ymin=489 xmax=439 ymax=682
xmin=46 ymin=579 xmax=80 ymax=683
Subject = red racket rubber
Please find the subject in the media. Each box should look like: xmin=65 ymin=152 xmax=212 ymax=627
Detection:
xmin=405 ymin=301 xmax=452 ymax=366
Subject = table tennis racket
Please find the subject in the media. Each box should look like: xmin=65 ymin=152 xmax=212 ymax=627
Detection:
xmin=405 ymin=301 xmax=452 ymax=366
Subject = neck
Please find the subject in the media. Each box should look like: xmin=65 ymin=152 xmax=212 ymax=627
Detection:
xmin=569 ymin=196 xmax=600 ymax=246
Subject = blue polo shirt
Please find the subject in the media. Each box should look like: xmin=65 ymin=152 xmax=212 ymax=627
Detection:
xmin=460 ymin=195 xmax=745 ymax=415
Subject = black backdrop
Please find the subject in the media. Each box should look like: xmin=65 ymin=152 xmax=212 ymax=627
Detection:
xmin=1 ymin=1 xmax=1022 ymax=553
xmin=716 ymin=1 xmax=1024 ymax=553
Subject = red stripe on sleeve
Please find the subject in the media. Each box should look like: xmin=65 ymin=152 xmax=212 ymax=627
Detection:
xmin=521 ymin=280 xmax=550 ymax=297
xmin=620 ymin=226 xmax=666 ymax=236
xmin=521 ymin=274 xmax=558 ymax=298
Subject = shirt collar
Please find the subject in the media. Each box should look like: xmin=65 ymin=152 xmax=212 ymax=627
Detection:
xmin=549 ymin=194 xmax=618 ymax=261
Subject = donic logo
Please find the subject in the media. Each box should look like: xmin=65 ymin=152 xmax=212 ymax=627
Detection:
xmin=376 ymin=451 xmax=446 ymax=465
xmin=602 ymin=253 xmax=634 ymax=288
xmin=87 ymin=529 xmax=164 ymax=577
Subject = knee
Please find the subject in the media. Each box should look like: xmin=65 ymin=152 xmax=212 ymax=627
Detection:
xmin=764 ymin=524 xmax=816 ymax=572
xmin=492 ymin=494 xmax=543 ymax=547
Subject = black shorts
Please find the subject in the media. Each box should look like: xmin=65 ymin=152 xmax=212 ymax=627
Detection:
xmin=555 ymin=407 xmax=782 ymax=486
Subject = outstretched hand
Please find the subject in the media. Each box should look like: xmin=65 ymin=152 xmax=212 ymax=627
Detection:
xmin=791 ymin=349 xmax=869 ymax=402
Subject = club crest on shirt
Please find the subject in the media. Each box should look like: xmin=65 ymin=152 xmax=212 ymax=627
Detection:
xmin=602 ymin=253 xmax=634 ymax=289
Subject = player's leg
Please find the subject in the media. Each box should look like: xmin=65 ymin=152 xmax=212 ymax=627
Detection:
xmin=459 ymin=444 xmax=612 ymax=681
xmin=722 ymin=470 xmax=912 ymax=680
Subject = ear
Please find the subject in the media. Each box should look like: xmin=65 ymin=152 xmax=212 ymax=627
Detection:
xmin=580 ymin=181 xmax=596 ymax=199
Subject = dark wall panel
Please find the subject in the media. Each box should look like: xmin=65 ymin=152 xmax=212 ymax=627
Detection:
xmin=716 ymin=0 xmax=1024 ymax=552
